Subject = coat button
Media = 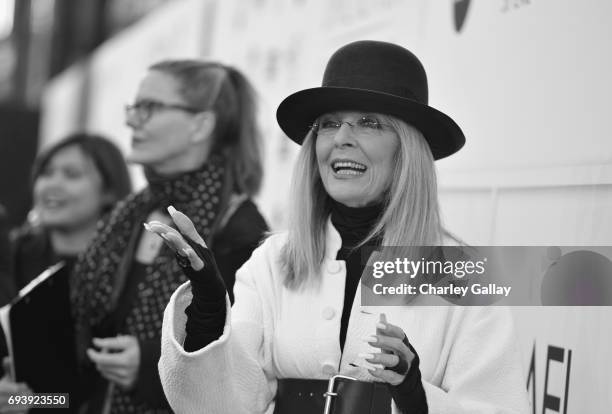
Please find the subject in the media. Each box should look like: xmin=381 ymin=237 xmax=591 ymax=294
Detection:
xmin=322 ymin=307 xmax=336 ymax=320
xmin=327 ymin=261 xmax=342 ymax=274
xmin=322 ymin=363 xmax=337 ymax=376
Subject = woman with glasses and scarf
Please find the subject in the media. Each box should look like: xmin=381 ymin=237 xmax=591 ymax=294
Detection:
xmin=70 ymin=60 xmax=268 ymax=414
xmin=151 ymin=41 xmax=529 ymax=414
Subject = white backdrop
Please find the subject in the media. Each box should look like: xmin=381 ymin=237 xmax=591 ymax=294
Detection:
xmin=40 ymin=1 xmax=612 ymax=412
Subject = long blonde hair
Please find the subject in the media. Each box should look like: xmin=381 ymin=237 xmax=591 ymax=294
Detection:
xmin=281 ymin=115 xmax=443 ymax=289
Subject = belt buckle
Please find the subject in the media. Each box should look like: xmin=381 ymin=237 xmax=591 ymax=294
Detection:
xmin=322 ymin=374 xmax=357 ymax=414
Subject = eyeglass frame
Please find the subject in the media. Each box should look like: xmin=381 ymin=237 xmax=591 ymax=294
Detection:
xmin=309 ymin=115 xmax=394 ymax=136
xmin=124 ymin=99 xmax=204 ymax=125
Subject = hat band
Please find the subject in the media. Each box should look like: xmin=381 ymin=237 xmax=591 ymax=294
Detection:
xmin=322 ymin=76 xmax=423 ymax=103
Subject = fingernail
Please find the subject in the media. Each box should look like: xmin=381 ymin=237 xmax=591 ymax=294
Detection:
xmin=363 ymin=335 xmax=377 ymax=343
xmin=167 ymin=205 xmax=177 ymax=216
xmin=143 ymin=222 xmax=152 ymax=231
xmin=376 ymin=322 xmax=386 ymax=330
xmin=358 ymin=353 xmax=374 ymax=360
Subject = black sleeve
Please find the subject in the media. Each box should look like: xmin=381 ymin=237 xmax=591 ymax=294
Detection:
xmin=130 ymin=338 xmax=171 ymax=408
xmin=181 ymin=200 xmax=268 ymax=352
xmin=388 ymin=338 xmax=428 ymax=413
xmin=181 ymin=248 xmax=227 ymax=352
xmin=0 ymin=211 xmax=15 ymax=307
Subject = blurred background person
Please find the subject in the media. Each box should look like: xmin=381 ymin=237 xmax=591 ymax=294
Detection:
xmin=71 ymin=60 xmax=268 ymax=414
xmin=11 ymin=133 xmax=132 ymax=290
xmin=0 ymin=133 xmax=131 ymax=411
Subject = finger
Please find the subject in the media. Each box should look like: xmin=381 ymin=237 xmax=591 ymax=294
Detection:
xmin=359 ymin=352 xmax=400 ymax=369
xmin=144 ymin=223 xmax=204 ymax=269
xmin=92 ymin=336 xmax=134 ymax=351
xmin=162 ymin=230 xmax=192 ymax=254
xmin=14 ymin=383 xmax=31 ymax=393
xmin=96 ymin=365 xmax=129 ymax=380
xmin=373 ymin=335 xmax=415 ymax=374
xmin=367 ymin=366 xmax=405 ymax=386
xmin=1 ymin=357 xmax=10 ymax=376
xmin=154 ymin=228 xmax=205 ymax=270
xmin=144 ymin=220 xmax=175 ymax=234
xmin=87 ymin=349 xmax=127 ymax=367
xmin=98 ymin=369 xmax=128 ymax=387
xmin=144 ymin=222 xmax=186 ymax=251
xmin=366 ymin=334 xmax=415 ymax=364
xmin=0 ymin=378 xmax=21 ymax=393
xmin=376 ymin=319 xmax=407 ymax=341
xmin=376 ymin=314 xmax=393 ymax=354
xmin=167 ymin=206 xmax=207 ymax=247
xmin=365 ymin=334 xmax=405 ymax=353
xmin=183 ymin=246 xmax=204 ymax=270
xmin=147 ymin=223 xmax=202 ymax=264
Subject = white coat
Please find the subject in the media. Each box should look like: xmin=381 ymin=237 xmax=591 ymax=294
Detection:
xmin=159 ymin=221 xmax=530 ymax=413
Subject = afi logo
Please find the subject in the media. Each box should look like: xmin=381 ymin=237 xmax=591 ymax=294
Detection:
xmin=453 ymin=0 xmax=471 ymax=32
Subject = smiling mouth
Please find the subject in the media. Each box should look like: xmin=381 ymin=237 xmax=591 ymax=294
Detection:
xmin=41 ymin=198 xmax=68 ymax=209
xmin=331 ymin=160 xmax=367 ymax=176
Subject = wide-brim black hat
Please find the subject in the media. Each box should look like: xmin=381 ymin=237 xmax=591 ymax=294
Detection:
xmin=276 ymin=40 xmax=465 ymax=160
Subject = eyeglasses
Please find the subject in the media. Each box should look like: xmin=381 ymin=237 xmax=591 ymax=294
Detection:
xmin=310 ymin=116 xmax=393 ymax=137
xmin=125 ymin=99 xmax=202 ymax=125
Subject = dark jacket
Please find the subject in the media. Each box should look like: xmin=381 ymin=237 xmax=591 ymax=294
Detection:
xmin=0 ymin=207 xmax=14 ymax=378
xmin=0 ymin=206 xmax=15 ymax=306
xmin=0 ymin=225 xmax=78 ymax=383
xmin=10 ymin=226 xmax=78 ymax=291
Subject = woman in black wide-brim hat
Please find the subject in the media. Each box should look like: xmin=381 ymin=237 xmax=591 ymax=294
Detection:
xmin=152 ymin=41 xmax=529 ymax=413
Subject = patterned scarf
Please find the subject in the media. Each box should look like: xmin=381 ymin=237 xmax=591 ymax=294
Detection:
xmin=71 ymin=155 xmax=229 ymax=413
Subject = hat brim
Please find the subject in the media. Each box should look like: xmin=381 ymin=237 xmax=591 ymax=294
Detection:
xmin=276 ymin=87 xmax=465 ymax=160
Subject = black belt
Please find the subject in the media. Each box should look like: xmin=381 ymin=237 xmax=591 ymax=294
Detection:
xmin=274 ymin=375 xmax=392 ymax=414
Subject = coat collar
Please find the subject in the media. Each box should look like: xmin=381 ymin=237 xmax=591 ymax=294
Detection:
xmin=324 ymin=217 xmax=342 ymax=260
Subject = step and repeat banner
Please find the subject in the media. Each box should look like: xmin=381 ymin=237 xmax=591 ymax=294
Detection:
xmin=40 ymin=0 xmax=612 ymax=412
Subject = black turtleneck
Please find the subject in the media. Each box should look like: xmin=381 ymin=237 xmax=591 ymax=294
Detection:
xmin=330 ymin=200 xmax=383 ymax=351
xmin=331 ymin=200 xmax=428 ymax=413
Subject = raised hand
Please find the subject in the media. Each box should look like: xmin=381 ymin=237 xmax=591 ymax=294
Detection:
xmin=144 ymin=205 xmax=226 ymax=300
xmin=361 ymin=314 xmax=415 ymax=386
xmin=144 ymin=206 xmax=206 ymax=270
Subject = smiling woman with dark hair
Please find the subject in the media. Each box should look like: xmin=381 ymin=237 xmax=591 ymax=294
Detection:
xmin=0 ymin=133 xmax=132 ymax=412
xmin=13 ymin=133 xmax=132 ymax=291
xmin=152 ymin=41 xmax=529 ymax=414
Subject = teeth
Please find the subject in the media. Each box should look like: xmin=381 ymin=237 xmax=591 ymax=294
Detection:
xmin=42 ymin=199 xmax=65 ymax=208
xmin=336 ymin=170 xmax=363 ymax=175
xmin=332 ymin=161 xmax=367 ymax=172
